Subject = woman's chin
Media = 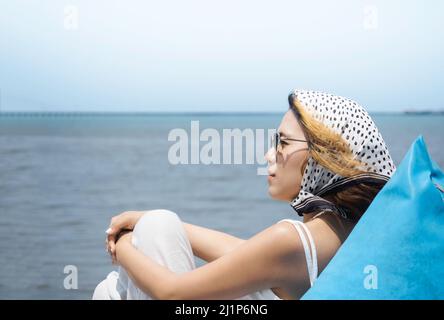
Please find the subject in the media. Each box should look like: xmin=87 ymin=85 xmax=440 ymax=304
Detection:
xmin=267 ymin=187 xmax=281 ymax=201
xmin=267 ymin=187 xmax=276 ymax=199
xmin=268 ymin=187 xmax=295 ymax=202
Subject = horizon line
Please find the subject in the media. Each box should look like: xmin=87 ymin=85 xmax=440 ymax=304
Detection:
xmin=1 ymin=110 xmax=444 ymax=117
xmin=0 ymin=110 xmax=410 ymax=115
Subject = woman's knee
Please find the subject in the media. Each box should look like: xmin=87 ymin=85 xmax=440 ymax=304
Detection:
xmin=132 ymin=209 xmax=183 ymax=245
xmin=135 ymin=209 xmax=182 ymax=230
xmin=128 ymin=209 xmax=195 ymax=274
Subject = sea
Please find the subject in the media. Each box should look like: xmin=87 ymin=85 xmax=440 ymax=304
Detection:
xmin=0 ymin=112 xmax=443 ymax=299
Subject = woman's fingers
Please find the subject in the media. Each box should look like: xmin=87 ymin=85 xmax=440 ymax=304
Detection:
xmin=109 ymin=239 xmax=116 ymax=255
xmin=107 ymin=233 xmax=116 ymax=251
xmin=107 ymin=216 xmax=122 ymax=236
xmin=105 ymin=237 xmax=117 ymax=264
xmin=105 ymin=211 xmax=142 ymax=263
xmin=106 ymin=214 xmax=125 ymax=250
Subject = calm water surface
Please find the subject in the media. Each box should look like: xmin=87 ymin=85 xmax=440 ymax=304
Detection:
xmin=0 ymin=113 xmax=442 ymax=299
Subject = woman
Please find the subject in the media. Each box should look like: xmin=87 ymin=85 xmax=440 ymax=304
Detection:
xmin=93 ymin=89 xmax=395 ymax=300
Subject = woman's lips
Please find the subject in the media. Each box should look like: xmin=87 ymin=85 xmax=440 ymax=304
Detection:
xmin=267 ymin=174 xmax=275 ymax=183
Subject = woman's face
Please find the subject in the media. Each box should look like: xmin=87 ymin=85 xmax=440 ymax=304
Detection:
xmin=265 ymin=110 xmax=310 ymax=202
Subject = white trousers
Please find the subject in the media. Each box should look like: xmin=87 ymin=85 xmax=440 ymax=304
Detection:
xmin=92 ymin=209 xmax=280 ymax=300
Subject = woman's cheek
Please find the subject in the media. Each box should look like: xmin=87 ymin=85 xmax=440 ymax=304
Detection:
xmin=285 ymin=166 xmax=304 ymax=199
xmin=277 ymin=172 xmax=301 ymax=201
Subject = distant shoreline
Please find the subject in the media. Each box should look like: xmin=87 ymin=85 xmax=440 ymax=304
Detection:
xmin=0 ymin=111 xmax=443 ymax=117
xmin=403 ymin=110 xmax=444 ymax=115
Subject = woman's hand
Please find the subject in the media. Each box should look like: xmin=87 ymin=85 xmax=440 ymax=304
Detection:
xmin=114 ymin=231 xmax=133 ymax=265
xmin=106 ymin=211 xmax=144 ymax=263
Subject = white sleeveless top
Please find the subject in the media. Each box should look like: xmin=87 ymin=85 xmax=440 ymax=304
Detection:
xmin=239 ymin=215 xmax=322 ymax=300
xmin=277 ymin=218 xmax=319 ymax=287
xmin=259 ymin=216 xmax=322 ymax=300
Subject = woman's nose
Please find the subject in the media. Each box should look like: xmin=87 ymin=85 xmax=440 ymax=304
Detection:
xmin=265 ymin=147 xmax=276 ymax=163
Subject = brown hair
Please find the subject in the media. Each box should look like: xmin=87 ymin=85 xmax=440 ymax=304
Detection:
xmin=289 ymin=96 xmax=386 ymax=221
xmin=323 ymin=182 xmax=385 ymax=221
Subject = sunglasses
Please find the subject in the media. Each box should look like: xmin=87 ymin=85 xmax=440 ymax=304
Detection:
xmin=271 ymin=132 xmax=309 ymax=153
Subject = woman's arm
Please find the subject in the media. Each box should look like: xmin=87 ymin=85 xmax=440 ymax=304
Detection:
xmin=106 ymin=211 xmax=245 ymax=264
xmin=182 ymin=222 xmax=246 ymax=262
xmin=115 ymin=222 xmax=310 ymax=300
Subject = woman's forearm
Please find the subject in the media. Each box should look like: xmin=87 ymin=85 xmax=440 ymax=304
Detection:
xmin=182 ymin=222 xmax=246 ymax=262
xmin=115 ymin=223 xmax=247 ymax=299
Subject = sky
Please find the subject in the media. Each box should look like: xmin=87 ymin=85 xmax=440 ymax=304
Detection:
xmin=0 ymin=0 xmax=443 ymax=112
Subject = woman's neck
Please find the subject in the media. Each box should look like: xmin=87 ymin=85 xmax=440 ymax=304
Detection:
xmin=303 ymin=210 xmax=357 ymax=243
xmin=303 ymin=211 xmax=326 ymax=223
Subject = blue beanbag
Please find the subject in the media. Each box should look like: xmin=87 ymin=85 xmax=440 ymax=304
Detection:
xmin=302 ymin=136 xmax=444 ymax=300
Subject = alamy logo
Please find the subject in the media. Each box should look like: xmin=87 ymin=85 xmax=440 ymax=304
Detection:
xmin=63 ymin=265 xmax=78 ymax=290
xmin=64 ymin=5 xmax=79 ymax=30
xmin=363 ymin=5 xmax=379 ymax=30
xmin=363 ymin=264 xmax=378 ymax=290
xmin=168 ymin=121 xmax=275 ymax=175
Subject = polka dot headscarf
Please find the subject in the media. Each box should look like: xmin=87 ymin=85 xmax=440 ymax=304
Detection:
xmin=288 ymin=89 xmax=396 ymax=220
